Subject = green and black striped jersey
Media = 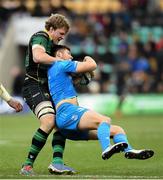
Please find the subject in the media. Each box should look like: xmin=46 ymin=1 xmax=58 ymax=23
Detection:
xmin=25 ymin=31 xmax=54 ymax=83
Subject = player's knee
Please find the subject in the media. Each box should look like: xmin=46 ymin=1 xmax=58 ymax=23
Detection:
xmin=113 ymin=125 xmax=125 ymax=135
xmin=40 ymin=116 xmax=55 ymax=133
xmin=95 ymin=117 xmax=111 ymax=127
xmin=102 ymin=117 xmax=111 ymax=124
xmin=117 ymin=126 xmax=125 ymax=134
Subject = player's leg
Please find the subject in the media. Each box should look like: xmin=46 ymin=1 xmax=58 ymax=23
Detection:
xmin=56 ymin=104 xmax=127 ymax=160
xmin=48 ymin=131 xmax=76 ymax=174
xmin=78 ymin=110 xmax=127 ymax=160
xmin=87 ymin=125 xmax=154 ymax=160
xmin=111 ymin=125 xmax=154 ymax=160
xmin=20 ymin=102 xmax=54 ymax=175
xmin=59 ymin=128 xmax=127 ymax=160
xmin=20 ymin=81 xmax=74 ymax=175
xmin=111 ymin=125 xmax=133 ymax=151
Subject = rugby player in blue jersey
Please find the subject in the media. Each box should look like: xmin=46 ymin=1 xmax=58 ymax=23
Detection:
xmin=48 ymin=45 xmax=154 ymax=168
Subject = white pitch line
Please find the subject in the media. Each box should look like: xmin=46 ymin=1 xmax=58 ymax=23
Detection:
xmin=0 ymin=174 xmax=163 ymax=179
xmin=0 ymin=140 xmax=9 ymax=145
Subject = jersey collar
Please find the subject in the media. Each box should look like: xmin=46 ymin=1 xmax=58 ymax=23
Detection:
xmin=44 ymin=29 xmax=53 ymax=40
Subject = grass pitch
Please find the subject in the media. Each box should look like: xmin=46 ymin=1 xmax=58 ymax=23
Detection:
xmin=0 ymin=114 xmax=163 ymax=179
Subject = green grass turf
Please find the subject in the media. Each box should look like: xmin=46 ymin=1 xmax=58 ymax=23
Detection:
xmin=0 ymin=114 xmax=163 ymax=179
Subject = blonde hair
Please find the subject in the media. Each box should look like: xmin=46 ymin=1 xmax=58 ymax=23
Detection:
xmin=45 ymin=14 xmax=70 ymax=32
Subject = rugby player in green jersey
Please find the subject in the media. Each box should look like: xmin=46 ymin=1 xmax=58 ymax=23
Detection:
xmin=20 ymin=14 xmax=76 ymax=175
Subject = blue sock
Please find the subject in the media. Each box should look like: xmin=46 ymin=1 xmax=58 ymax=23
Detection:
xmin=113 ymin=133 xmax=133 ymax=152
xmin=97 ymin=122 xmax=110 ymax=151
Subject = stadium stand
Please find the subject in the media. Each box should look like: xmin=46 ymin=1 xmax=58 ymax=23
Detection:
xmin=0 ymin=0 xmax=163 ymax=96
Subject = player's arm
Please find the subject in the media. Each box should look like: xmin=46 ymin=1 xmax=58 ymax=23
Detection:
xmin=0 ymin=83 xmax=23 ymax=112
xmin=75 ymin=56 xmax=97 ymax=73
xmin=0 ymin=83 xmax=12 ymax=102
xmin=32 ymin=45 xmax=59 ymax=64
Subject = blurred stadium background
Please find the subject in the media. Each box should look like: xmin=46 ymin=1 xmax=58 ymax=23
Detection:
xmin=0 ymin=0 xmax=163 ymax=115
xmin=0 ymin=0 xmax=163 ymax=178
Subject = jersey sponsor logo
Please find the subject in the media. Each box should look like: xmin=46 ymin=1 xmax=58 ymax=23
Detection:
xmin=71 ymin=114 xmax=78 ymax=121
xmin=77 ymin=107 xmax=85 ymax=112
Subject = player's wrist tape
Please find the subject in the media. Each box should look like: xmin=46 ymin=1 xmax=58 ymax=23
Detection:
xmin=0 ymin=84 xmax=12 ymax=102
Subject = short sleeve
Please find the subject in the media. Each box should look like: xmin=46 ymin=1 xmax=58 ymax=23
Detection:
xmin=60 ymin=60 xmax=78 ymax=73
xmin=31 ymin=35 xmax=48 ymax=49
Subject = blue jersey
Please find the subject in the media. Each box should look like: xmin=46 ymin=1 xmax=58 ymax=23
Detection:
xmin=48 ymin=60 xmax=78 ymax=105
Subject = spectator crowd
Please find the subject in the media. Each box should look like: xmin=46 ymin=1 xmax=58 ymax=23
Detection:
xmin=0 ymin=0 xmax=163 ymax=95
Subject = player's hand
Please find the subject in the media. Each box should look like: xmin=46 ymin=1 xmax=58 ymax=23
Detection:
xmin=7 ymin=98 xmax=23 ymax=112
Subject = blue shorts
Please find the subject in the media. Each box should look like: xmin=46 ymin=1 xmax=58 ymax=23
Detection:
xmin=56 ymin=103 xmax=88 ymax=130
